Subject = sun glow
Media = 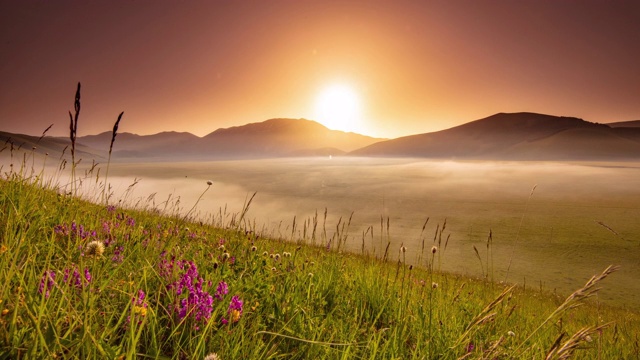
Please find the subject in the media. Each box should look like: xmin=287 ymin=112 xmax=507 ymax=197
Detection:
xmin=314 ymin=84 xmax=363 ymax=133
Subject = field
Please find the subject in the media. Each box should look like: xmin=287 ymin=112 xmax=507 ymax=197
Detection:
xmin=1 ymin=153 xmax=639 ymax=358
xmin=103 ymin=158 xmax=640 ymax=309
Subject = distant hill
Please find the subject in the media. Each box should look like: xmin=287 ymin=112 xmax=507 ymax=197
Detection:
xmin=199 ymin=118 xmax=381 ymax=158
xmin=72 ymin=118 xmax=383 ymax=160
xmin=76 ymin=131 xmax=201 ymax=158
xmin=0 ymin=131 xmax=105 ymax=161
xmin=351 ymin=112 xmax=640 ymax=160
xmin=608 ymin=120 xmax=640 ymax=128
xmin=4 ymin=114 xmax=640 ymax=162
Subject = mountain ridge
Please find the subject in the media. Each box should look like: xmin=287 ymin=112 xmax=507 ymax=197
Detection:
xmin=3 ymin=113 xmax=640 ymax=161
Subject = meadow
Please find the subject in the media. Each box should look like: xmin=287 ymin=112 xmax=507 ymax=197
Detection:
xmin=103 ymin=158 xmax=640 ymax=309
xmin=1 ymin=148 xmax=639 ymax=358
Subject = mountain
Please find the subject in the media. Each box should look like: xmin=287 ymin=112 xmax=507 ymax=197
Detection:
xmin=199 ymin=118 xmax=381 ymax=158
xmin=76 ymin=131 xmax=200 ymax=158
xmin=608 ymin=120 xmax=640 ymax=128
xmin=72 ymin=118 xmax=383 ymax=160
xmin=351 ymin=112 xmax=640 ymax=160
xmin=0 ymin=131 xmax=105 ymax=161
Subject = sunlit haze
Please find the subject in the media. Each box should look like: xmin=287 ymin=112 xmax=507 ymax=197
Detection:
xmin=314 ymin=84 xmax=363 ymax=133
xmin=1 ymin=1 xmax=639 ymax=138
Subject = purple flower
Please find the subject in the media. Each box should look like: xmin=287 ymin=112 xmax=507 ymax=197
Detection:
xmin=133 ymin=289 xmax=147 ymax=307
xmin=84 ymin=268 xmax=92 ymax=283
xmin=215 ymin=281 xmax=228 ymax=300
xmin=112 ymin=246 xmax=124 ymax=263
xmin=173 ymin=262 xmax=214 ymax=323
xmin=38 ymin=270 xmax=56 ymax=298
xmin=106 ymin=205 xmax=116 ymax=213
xmin=467 ymin=343 xmax=475 ymax=353
xmin=226 ymin=295 xmax=243 ymax=323
xmin=126 ymin=217 xmax=136 ymax=227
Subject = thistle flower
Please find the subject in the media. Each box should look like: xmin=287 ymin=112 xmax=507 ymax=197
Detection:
xmin=274 ymin=254 xmax=281 ymax=262
xmin=85 ymin=240 xmax=105 ymax=258
xmin=204 ymin=353 xmax=221 ymax=360
xmin=262 ymin=251 xmax=269 ymax=257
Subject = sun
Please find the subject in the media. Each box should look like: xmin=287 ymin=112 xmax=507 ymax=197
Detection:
xmin=314 ymin=84 xmax=363 ymax=133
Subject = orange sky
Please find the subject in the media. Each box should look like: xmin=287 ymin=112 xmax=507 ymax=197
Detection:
xmin=1 ymin=1 xmax=639 ymax=138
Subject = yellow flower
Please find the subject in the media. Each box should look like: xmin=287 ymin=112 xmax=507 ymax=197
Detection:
xmin=133 ymin=305 xmax=147 ymax=317
xmin=230 ymin=309 xmax=241 ymax=323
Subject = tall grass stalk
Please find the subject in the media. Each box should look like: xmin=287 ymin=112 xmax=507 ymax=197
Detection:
xmin=103 ymin=111 xmax=124 ymax=204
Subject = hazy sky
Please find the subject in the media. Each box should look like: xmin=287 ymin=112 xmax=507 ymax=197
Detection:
xmin=1 ymin=0 xmax=639 ymax=138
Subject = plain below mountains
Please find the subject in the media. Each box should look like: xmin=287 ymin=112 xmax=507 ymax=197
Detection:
xmin=2 ymin=113 xmax=640 ymax=162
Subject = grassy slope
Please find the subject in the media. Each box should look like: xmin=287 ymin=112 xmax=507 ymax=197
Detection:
xmin=1 ymin=172 xmax=639 ymax=359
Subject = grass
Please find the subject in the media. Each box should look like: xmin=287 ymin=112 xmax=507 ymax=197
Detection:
xmin=1 ymin=153 xmax=640 ymax=359
xmin=1 ymin=84 xmax=639 ymax=358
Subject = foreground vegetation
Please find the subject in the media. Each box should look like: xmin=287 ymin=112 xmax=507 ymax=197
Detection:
xmin=0 ymin=163 xmax=639 ymax=359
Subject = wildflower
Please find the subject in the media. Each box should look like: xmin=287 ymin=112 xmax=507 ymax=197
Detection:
xmin=251 ymin=301 xmax=260 ymax=311
xmin=274 ymin=254 xmax=281 ymax=262
xmin=507 ymin=331 xmax=515 ymax=337
xmin=215 ymin=281 xmax=228 ymax=300
xmin=38 ymin=270 xmax=56 ymax=298
xmin=432 ymin=282 xmax=438 ymax=289
xmin=174 ymin=262 xmax=214 ymax=322
xmin=84 ymin=268 xmax=92 ymax=283
xmin=251 ymin=245 xmax=257 ymax=252
xmin=283 ymin=252 xmax=291 ymax=257
xmin=467 ymin=343 xmax=475 ymax=353
xmin=227 ymin=295 xmax=243 ymax=323
xmin=206 ymin=180 xmax=213 ymax=186
xmin=400 ymin=246 xmax=407 ymax=253
xmin=221 ymin=252 xmax=230 ymax=261
xmin=133 ymin=305 xmax=147 ymax=317
xmin=112 ymin=245 xmax=124 ymax=263
xmin=271 ymin=267 xmax=276 ymax=272
xmin=431 ymin=246 xmax=437 ymax=254
xmin=85 ymin=240 xmax=105 ymax=257
xmin=262 ymin=251 xmax=269 ymax=257
xmin=204 ymin=353 xmax=221 ymax=360
xmin=308 ymin=273 xmax=313 ymax=278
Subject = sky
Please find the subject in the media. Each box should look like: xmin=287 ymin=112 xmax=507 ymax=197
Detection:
xmin=1 ymin=0 xmax=639 ymax=139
